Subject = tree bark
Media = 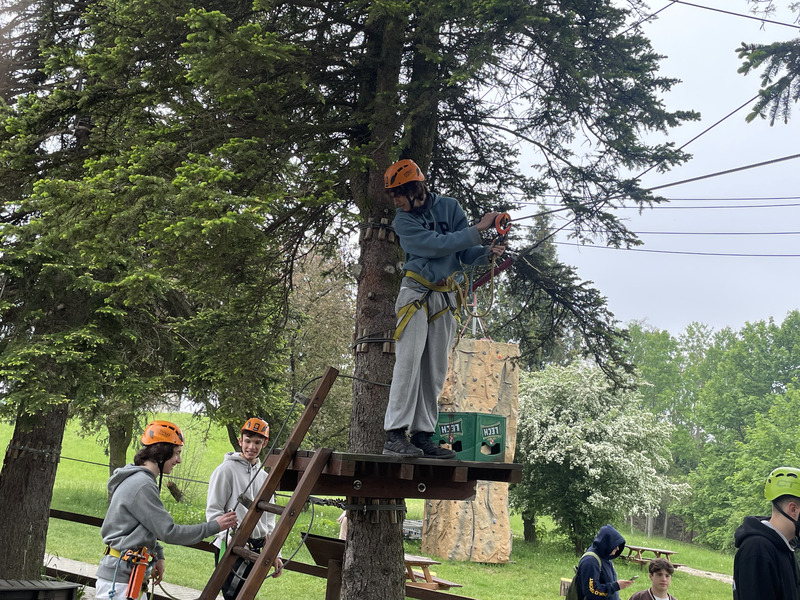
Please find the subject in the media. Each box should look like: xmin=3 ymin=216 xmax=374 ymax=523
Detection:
xmin=406 ymin=12 xmax=441 ymax=170
xmin=106 ymin=412 xmax=133 ymax=476
xmin=106 ymin=412 xmax=134 ymax=503
xmin=0 ymin=403 xmax=70 ymax=578
xmin=523 ymin=513 xmax=537 ymax=543
xmin=342 ymin=10 xmax=406 ymax=600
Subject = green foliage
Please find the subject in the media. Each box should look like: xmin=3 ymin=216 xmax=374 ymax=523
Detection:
xmin=511 ymin=363 xmax=679 ymax=553
xmin=285 ymin=254 xmax=356 ymax=451
xmin=485 ymin=220 xmax=631 ymax=380
xmin=2 ymin=0 xmax=699 ymax=583
xmin=690 ymin=383 xmax=800 ymax=550
xmin=622 ymin=321 xmax=717 ymax=475
xmin=738 ymin=38 xmax=800 ymax=124
xmin=736 ymin=2 xmax=800 ymax=124
xmin=620 ymin=311 xmax=800 ymax=551
xmin=1 ymin=0 xmax=700 ymax=418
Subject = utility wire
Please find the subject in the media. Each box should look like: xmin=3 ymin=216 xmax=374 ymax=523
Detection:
xmin=636 ymin=94 xmax=760 ymax=180
xmin=527 ymin=195 xmax=800 ymax=202
xmin=513 ymin=154 xmax=800 ymax=219
xmin=591 ymin=202 xmax=800 ymax=210
xmin=644 ymin=196 xmax=800 ymax=201
xmin=671 ymin=0 xmax=800 ymax=29
xmin=555 ymin=241 xmax=800 ymax=258
xmin=509 ymin=144 xmax=800 ymax=226
xmin=527 ymin=201 xmax=800 ymax=211
xmin=563 ymin=229 xmax=800 ymax=236
xmin=649 ymin=153 xmax=800 ymax=191
xmin=622 ymin=1 xmax=678 ymax=35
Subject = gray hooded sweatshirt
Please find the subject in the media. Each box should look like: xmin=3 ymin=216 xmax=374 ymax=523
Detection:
xmin=96 ymin=464 xmax=220 ymax=583
xmin=206 ymin=452 xmax=276 ymax=549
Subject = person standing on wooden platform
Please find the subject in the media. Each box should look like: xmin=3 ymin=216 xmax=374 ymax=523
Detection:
xmin=382 ymin=159 xmax=504 ymax=458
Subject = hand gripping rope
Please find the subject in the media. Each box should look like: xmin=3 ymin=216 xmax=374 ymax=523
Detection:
xmin=452 ymin=212 xmax=512 ymax=320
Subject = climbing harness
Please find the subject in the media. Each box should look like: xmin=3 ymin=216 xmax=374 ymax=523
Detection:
xmin=392 ymin=212 xmax=513 ymax=340
xmin=391 ymin=271 xmax=462 ymax=341
xmin=123 ymin=547 xmax=151 ymax=600
xmin=106 ymin=546 xmax=152 ymax=600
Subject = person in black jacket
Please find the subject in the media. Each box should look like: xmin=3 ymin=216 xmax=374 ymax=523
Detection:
xmin=733 ymin=466 xmax=800 ymax=600
xmin=576 ymin=524 xmax=634 ymax=600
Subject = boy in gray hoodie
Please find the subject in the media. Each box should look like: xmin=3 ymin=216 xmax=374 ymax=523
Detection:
xmin=206 ymin=418 xmax=283 ymax=600
xmin=96 ymin=420 xmax=236 ymax=600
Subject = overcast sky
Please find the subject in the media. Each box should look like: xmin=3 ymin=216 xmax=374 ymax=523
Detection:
xmin=523 ymin=1 xmax=800 ymax=335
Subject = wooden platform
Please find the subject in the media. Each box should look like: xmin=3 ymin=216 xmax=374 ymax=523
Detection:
xmin=263 ymin=449 xmax=522 ymax=500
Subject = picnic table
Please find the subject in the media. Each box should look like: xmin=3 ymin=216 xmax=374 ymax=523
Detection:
xmin=623 ymin=544 xmax=683 ymax=567
xmin=404 ymin=553 xmax=463 ymax=591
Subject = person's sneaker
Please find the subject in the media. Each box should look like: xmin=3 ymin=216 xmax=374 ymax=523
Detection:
xmin=383 ymin=429 xmax=424 ymax=457
xmin=410 ymin=432 xmax=456 ymax=459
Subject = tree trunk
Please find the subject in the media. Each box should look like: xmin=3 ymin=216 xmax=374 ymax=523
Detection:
xmin=106 ymin=412 xmax=134 ymax=503
xmin=406 ymin=12 xmax=441 ymax=170
xmin=342 ymin=10 xmax=406 ymax=600
xmin=646 ymin=514 xmax=653 ymax=539
xmin=0 ymin=403 xmax=70 ymax=578
xmin=106 ymin=412 xmax=133 ymax=475
xmin=522 ymin=513 xmax=537 ymax=543
xmin=662 ymin=509 xmax=669 ymax=538
xmin=225 ymin=422 xmax=240 ymax=452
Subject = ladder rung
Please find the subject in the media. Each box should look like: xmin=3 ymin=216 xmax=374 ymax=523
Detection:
xmin=231 ymin=546 xmax=260 ymax=562
xmin=256 ymin=501 xmax=284 ymax=515
xmin=197 ymin=367 xmax=339 ymax=600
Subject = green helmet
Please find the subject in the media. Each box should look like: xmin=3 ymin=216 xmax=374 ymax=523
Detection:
xmin=764 ymin=467 xmax=800 ymax=501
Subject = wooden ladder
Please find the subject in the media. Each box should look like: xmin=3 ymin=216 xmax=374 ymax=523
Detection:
xmin=199 ymin=366 xmax=338 ymax=600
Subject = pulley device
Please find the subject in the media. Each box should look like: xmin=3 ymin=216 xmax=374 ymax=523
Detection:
xmin=494 ymin=212 xmax=511 ymax=245
xmin=454 ymin=211 xmax=514 ymax=322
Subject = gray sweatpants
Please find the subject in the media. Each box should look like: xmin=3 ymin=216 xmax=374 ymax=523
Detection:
xmin=384 ymin=284 xmax=456 ymax=433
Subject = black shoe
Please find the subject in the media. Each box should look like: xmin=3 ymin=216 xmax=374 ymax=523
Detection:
xmin=410 ymin=432 xmax=456 ymax=459
xmin=383 ymin=429 xmax=424 ymax=457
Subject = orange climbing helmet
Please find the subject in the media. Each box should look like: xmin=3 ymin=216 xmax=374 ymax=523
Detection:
xmin=141 ymin=420 xmax=184 ymax=446
xmin=241 ymin=417 xmax=270 ymax=439
xmin=384 ymin=159 xmax=425 ymax=189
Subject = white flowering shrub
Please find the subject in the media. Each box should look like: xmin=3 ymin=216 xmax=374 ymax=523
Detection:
xmin=510 ymin=362 xmax=681 ymax=553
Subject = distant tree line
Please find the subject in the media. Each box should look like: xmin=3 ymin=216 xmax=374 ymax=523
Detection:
xmin=510 ymin=311 xmax=800 ymax=553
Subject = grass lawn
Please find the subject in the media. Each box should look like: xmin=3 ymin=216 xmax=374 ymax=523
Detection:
xmin=1 ymin=416 xmax=733 ymax=599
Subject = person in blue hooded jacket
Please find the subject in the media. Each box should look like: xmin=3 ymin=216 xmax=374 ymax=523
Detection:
xmin=576 ymin=524 xmax=635 ymax=600
xmin=382 ymin=159 xmax=504 ymax=458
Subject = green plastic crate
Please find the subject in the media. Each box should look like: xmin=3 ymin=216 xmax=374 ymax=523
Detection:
xmin=434 ymin=412 xmax=506 ymax=462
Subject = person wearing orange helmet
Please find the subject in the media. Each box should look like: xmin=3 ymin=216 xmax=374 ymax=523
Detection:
xmin=733 ymin=466 xmax=800 ymax=600
xmin=95 ymin=421 xmax=237 ymax=600
xmin=207 ymin=418 xmax=283 ymax=600
xmin=383 ymin=159 xmax=505 ymax=458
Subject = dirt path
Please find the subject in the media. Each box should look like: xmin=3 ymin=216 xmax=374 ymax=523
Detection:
xmin=678 ymin=565 xmax=733 ymax=585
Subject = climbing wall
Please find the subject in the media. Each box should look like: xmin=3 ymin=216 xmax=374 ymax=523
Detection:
xmin=421 ymin=337 xmax=520 ymax=563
